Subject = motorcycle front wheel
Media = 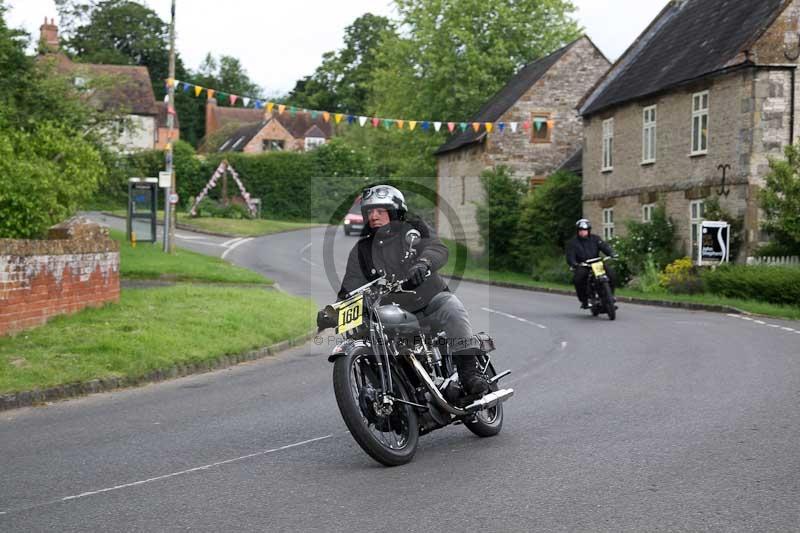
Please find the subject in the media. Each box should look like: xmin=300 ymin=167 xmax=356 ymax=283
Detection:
xmin=332 ymin=346 xmax=419 ymax=466
xmin=600 ymin=280 xmax=616 ymax=321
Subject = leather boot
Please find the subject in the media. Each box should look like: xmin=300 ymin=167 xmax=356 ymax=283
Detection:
xmin=453 ymin=349 xmax=489 ymax=396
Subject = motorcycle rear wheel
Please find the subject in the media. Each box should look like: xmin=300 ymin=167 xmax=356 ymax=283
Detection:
xmin=463 ymin=362 xmax=504 ymax=437
xmin=333 ymin=346 xmax=419 ymax=466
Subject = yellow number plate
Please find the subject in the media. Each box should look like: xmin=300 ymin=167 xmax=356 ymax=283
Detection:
xmin=591 ymin=262 xmax=606 ymax=277
xmin=335 ymin=295 xmax=364 ymax=334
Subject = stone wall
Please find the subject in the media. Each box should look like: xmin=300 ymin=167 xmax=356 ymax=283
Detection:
xmin=0 ymin=218 xmax=120 ymax=337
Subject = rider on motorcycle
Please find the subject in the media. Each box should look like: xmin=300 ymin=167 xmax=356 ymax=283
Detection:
xmin=566 ymin=218 xmax=617 ymax=309
xmin=318 ymin=184 xmax=489 ymax=395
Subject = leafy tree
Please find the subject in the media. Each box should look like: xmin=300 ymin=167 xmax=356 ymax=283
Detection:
xmin=475 ymin=166 xmax=526 ymax=270
xmin=370 ymin=0 xmax=582 ymax=120
xmin=0 ymin=4 xmax=107 ymax=237
xmin=288 ymin=13 xmax=395 ymax=115
xmin=760 ymin=143 xmax=800 ymax=254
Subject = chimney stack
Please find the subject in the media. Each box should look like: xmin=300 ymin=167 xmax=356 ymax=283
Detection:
xmin=39 ymin=17 xmax=59 ymax=52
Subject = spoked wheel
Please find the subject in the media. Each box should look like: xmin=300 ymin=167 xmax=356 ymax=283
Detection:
xmin=463 ymin=360 xmax=503 ymax=438
xmin=332 ymin=346 xmax=419 ymax=466
xmin=600 ymin=280 xmax=616 ymax=321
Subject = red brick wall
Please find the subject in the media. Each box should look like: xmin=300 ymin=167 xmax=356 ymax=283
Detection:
xmin=0 ymin=218 xmax=120 ymax=337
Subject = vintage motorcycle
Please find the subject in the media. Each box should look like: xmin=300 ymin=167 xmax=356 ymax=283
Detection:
xmin=319 ymin=233 xmax=513 ymax=466
xmin=580 ymin=256 xmax=617 ymax=321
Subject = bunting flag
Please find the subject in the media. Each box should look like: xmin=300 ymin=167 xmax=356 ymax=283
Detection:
xmin=172 ymin=78 xmax=555 ymax=139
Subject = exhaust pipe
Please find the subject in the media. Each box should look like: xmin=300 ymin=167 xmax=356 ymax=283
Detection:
xmin=465 ymin=388 xmax=514 ymax=412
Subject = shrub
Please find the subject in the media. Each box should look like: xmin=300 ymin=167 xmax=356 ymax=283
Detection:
xmin=529 ymin=246 xmax=573 ymax=285
xmin=760 ymin=142 xmax=800 ymax=254
xmin=475 ymin=166 xmax=526 ymax=270
xmin=613 ymin=203 xmax=678 ymax=276
xmin=515 ymin=170 xmax=582 ymax=268
xmin=0 ymin=123 xmax=105 ymax=238
xmin=628 ymin=253 xmax=664 ymax=293
xmin=702 ymin=264 xmax=800 ymax=305
xmin=659 ymin=257 xmax=705 ymax=294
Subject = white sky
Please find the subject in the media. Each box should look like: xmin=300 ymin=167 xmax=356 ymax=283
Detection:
xmin=6 ymin=0 xmax=669 ymax=97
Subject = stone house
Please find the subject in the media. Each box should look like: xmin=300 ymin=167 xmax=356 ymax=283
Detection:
xmin=37 ymin=18 xmax=177 ymax=151
xmin=579 ymin=0 xmax=799 ymax=260
xmin=435 ymin=36 xmax=610 ymax=250
xmin=204 ymin=99 xmax=332 ymax=153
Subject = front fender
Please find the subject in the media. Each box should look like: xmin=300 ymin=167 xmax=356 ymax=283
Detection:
xmin=327 ymin=339 xmax=370 ymax=363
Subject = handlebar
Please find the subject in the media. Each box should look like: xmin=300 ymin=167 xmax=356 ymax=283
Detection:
xmin=578 ymin=256 xmax=617 ymax=267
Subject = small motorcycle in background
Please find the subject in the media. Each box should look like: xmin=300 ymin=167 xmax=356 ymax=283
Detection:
xmin=580 ymin=256 xmax=617 ymax=321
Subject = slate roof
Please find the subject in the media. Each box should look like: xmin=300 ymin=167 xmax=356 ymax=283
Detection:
xmin=435 ymin=38 xmax=581 ymax=156
xmin=556 ymin=147 xmax=583 ymax=176
xmin=580 ymin=0 xmax=789 ymax=116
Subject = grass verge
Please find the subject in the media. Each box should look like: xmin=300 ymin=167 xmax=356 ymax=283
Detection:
xmin=108 ymin=209 xmax=318 ymax=237
xmin=112 ymin=229 xmax=270 ymax=284
xmin=441 ymin=240 xmax=800 ymax=321
xmin=0 ymin=285 xmax=316 ymax=394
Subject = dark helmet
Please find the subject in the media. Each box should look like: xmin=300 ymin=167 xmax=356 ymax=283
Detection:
xmin=576 ymin=218 xmax=592 ymax=232
xmin=360 ymin=185 xmax=407 ymax=221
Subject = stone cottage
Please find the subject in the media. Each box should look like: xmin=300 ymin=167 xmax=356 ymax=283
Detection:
xmin=435 ymin=36 xmax=610 ymax=250
xmin=579 ymin=0 xmax=799 ymax=260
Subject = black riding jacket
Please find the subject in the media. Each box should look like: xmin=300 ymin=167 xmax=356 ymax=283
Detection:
xmin=566 ymin=233 xmax=615 ymax=268
xmin=338 ymin=218 xmax=448 ymax=312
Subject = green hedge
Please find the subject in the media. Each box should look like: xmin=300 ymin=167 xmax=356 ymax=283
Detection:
xmin=702 ymin=265 xmax=800 ymax=306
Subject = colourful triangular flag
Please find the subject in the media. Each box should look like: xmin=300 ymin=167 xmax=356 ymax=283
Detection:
xmin=486 ymin=123 xmax=493 ymax=133
xmin=447 ymin=122 xmax=455 ymax=132
xmin=254 ymin=100 xmax=263 ymax=109
xmin=510 ymin=122 xmax=518 ymax=133
xmin=335 ymin=113 xmax=344 ymax=124
xmin=322 ymin=111 xmax=331 ymax=122
xmin=207 ymin=89 xmax=215 ymax=99
xmin=422 ymin=121 xmax=430 ymax=131
xmin=229 ymin=94 xmax=238 ymax=106
xmin=472 ymin=122 xmax=481 ymax=132
xmin=267 ymin=102 xmax=274 ymax=114
xmin=311 ymin=110 xmax=318 ymax=119
xmin=522 ymin=121 xmax=531 ymax=130
xmin=396 ymin=119 xmax=405 ymax=129
xmin=278 ymin=104 xmax=286 ymax=114
xmin=498 ymin=122 xmax=505 ymax=133
xmin=372 ymin=118 xmax=380 ymax=127
xmin=434 ymin=122 xmax=442 ymax=132
xmin=194 ymin=85 xmax=203 ymax=97
xmin=181 ymin=82 xmax=191 ymax=92
xmin=358 ymin=116 xmax=368 ymax=127
xmin=289 ymin=106 xmax=297 ymax=116
xmin=347 ymin=115 xmax=356 ymax=124
xmin=242 ymin=97 xmax=250 ymax=107
xmin=409 ymin=121 xmax=417 ymax=131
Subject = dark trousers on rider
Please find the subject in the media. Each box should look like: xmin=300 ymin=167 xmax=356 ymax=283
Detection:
xmin=573 ymin=265 xmax=617 ymax=306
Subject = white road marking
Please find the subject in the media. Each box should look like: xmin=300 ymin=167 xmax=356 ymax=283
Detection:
xmin=60 ymin=435 xmax=332 ymax=503
xmin=561 ymin=341 xmax=568 ymax=349
xmin=220 ymin=237 xmax=253 ymax=260
xmin=221 ymin=237 xmax=243 ymax=248
xmin=301 ymin=257 xmax=319 ymax=267
xmin=482 ymin=307 xmax=547 ymax=329
xmin=727 ymin=314 xmax=798 ymax=335
xmin=299 ymin=242 xmax=312 ymax=254
xmin=175 ymin=234 xmax=207 ymax=240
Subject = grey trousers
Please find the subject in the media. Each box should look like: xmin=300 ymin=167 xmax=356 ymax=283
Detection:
xmin=415 ymin=292 xmax=479 ymax=353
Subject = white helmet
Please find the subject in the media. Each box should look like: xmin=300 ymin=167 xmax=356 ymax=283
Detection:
xmin=360 ymin=185 xmax=407 ymax=220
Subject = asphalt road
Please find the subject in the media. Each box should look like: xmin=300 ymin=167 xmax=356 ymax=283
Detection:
xmin=1 ymin=218 xmax=799 ymax=532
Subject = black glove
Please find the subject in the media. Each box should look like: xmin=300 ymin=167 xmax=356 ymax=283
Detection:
xmin=316 ymin=308 xmax=336 ymax=331
xmin=406 ymin=260 xmax=430 ymax=288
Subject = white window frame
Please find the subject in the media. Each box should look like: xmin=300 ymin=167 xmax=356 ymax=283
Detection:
xmin=642 ymin=105 xmax=657 ymax=164
xmin=602 ymin=208 xmax=615 ymax=240
xmin=689 ymin=200 xmax=706 ymax=259
xmin=304 ymin=137 xmax=325 ymax=151
xmin=642 ymin=203 xmax=656 ymax=223
xmin=691 ymin=91 xmax=709 ymax=155
xmin=602 ymin=118 xmax=614 ymax=171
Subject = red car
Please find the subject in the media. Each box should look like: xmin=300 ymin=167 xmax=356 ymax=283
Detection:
xmin=343 ymin=197 xmax=364 ymax=236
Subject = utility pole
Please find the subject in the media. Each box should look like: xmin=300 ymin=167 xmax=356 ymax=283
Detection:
xmin=163 ymin=0 xmax=177 ymax=253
